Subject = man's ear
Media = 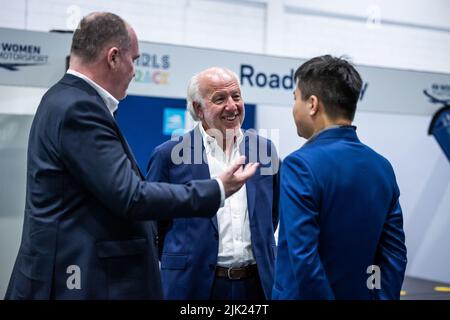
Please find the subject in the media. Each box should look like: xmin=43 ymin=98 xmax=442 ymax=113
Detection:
xmin=193 ymin=101 xmax=203 ymax=120
xmin=107 ymin=47 xmax=119 ymax=69
xmin=309 ymin=95 xmax=319 ymax=116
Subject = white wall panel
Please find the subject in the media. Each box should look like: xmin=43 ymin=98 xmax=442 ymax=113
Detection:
xmin=283 ymin=11 xmax=450 ymax=73
xmin=0 ymin=0 xmax=449 ymax=72
xmin=0 ymin=0 xmax=26 ymax=29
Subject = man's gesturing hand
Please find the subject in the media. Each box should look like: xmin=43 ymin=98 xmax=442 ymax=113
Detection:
xmin=218 ymin=156 xmax=259 ymax=198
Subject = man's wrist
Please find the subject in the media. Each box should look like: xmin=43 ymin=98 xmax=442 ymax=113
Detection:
xmin=214 ymin=178 xmax=225 ymax=207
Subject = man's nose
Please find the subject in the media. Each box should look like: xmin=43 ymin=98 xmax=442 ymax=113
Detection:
xmin=224 ymin=96 xmax=238 ymax=111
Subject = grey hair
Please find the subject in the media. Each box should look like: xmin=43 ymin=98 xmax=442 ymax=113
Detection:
xmin=186 ymin=73 xmax=203 ymax=121
xmin=186 ymin=67 xmax=241 ymax=121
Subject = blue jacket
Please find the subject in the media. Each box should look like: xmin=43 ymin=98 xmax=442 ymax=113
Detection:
xmin=6 ymin=74 xmax=221 ymax=299
xmin=272 ymin=126 xmax=407 ymax=300
xmin=146 ymin=127 xmax=280 ymax=299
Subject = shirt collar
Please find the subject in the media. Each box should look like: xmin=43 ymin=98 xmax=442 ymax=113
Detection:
xmin=67 ymin=69 xmax=119 ymax=116
xmin=305 ymin=124 xmax=357 ymax=145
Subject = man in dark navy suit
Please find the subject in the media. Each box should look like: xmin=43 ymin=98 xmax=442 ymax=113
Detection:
xmin=272 ymin=55 xmax=407 ymax=300
xmin=147 ymin=67 xmax=279 ymax=300
xmin=6 ymin=12 xmax=257 ymax=300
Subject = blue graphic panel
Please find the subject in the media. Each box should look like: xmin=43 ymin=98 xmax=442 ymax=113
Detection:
xmin=116 ymin=95 xmax=256 ymax=173
xmin=163 ymin=108 xmax=185 ymax=135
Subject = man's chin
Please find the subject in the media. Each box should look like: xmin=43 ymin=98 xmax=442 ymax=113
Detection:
xmin=222 ymin=119 xmax=241 ymax=128
xmin=297 ymin=128 xmax=306 ymax=139
xmin=225 ymin=123 xmax=240 ymax=130
xmin=119 ymin=92 xmax=128 ymax=101
xmin=224 ymin=126 xmax=240 ymax=138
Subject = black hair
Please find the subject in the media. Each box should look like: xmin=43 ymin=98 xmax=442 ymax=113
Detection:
xmin=295 ymin=55 xmax=363 ymax=121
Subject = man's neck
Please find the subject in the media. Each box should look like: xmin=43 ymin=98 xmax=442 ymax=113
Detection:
xmin=69 ymin=59 xmax=112 ymax=96
xmin=308 ymin=116 xmax=352 ymax=139
xmin=311 ymin=116 xmax=352 ymax=137
xmin=221 ymin=137 xmax=237 ymax=156
xmin=200 ymin=124 xmax=240 ymax=156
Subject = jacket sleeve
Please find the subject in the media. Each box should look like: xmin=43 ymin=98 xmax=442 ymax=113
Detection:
xmin=374 ymin=182 xmax=407 ymax=300
xmin=59 ymin=100 xmax=220 ymax=221
xmin=279 ymin=154 xmax=335 ymax=299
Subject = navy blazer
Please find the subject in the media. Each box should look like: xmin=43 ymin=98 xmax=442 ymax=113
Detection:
xmin=6 ymin=74 xmax=221 ymax=300
xmin=272 ymin=126 xmax=407 ymax=300
xmin=146 ymin=127 xmax=280 ymax=299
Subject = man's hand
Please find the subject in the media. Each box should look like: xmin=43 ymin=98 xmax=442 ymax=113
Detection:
xmin=218 ymin=156 xmax=259 ymax=198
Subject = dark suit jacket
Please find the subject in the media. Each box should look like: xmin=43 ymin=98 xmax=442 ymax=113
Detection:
xmin=6 ymin=74 xmax=220 ymax=299
xmin=146 ymin=127 xmax=280 ymax=299
xmin=272 ymin=126 xmax=407 ymax=300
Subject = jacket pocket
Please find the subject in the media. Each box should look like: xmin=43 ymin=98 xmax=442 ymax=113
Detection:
xmin=96 ymin=238 xmax=150 ymax=299
xmin=160 ymin=253 xmax=188 ymax=270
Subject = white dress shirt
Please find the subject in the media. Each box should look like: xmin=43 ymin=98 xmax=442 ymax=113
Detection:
xmin=199 ymin=124 xmax=255 ymax=268
xmin=66 ymin=69 xmax=119 ymax=116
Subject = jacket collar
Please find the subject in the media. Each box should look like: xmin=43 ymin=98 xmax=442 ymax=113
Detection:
xmin=66 ymin=69 xmax=118 ymax=116
xmin=305 ymin=125 xmax=359 ymax=145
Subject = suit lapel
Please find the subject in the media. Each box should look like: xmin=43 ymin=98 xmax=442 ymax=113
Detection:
xmin=240 ymin=134 xmax=256 ymax=222
xmin=114 ymin=123 xmax=144 ymax=179
xmin=190 ymin=127 xmax=218 ymax=232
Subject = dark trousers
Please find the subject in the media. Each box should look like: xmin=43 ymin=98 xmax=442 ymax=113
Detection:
xmin=210 ymin=272 xmax=265 ymax=300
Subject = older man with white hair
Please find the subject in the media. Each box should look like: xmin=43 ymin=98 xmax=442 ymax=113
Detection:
xmin=147 ymin=67 xmax=280 ymax=300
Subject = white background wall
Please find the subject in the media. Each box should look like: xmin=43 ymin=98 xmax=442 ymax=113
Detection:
xmin=1 ymin=0 xmax=450 ymax=73
xmin=1 ymin=0 xmax=449 ymax=298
